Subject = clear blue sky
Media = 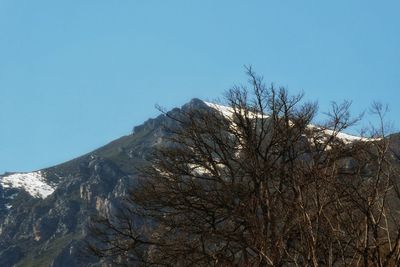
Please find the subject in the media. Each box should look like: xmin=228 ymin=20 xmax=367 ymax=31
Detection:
xmin=0 ymin=1 xmax=399 ymax=173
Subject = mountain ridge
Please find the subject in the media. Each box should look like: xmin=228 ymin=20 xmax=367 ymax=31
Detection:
xmin=0 ymin=98 xmax=399 ymax=266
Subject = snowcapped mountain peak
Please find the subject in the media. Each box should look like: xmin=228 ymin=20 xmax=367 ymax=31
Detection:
xmin=0 ymin=171 xmax=55 ymax=199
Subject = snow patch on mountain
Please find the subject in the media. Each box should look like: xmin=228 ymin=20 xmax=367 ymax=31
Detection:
xmin=204 ymin=101 xmax=265 ymax=119
xmin=323 ymin=129 xmax=369 ymax=143
xmin=0 ymin=171 xmax=55 ymax=199
xmin=204 ymin=101 xmax=376 ymax=144
xmin=204 ymin=102 xmax=235 ymax=118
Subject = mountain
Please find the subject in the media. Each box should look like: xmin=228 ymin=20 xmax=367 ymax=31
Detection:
xmin=0 ymin=99 xmax=209 ymax=267
xmin=0 ymin=99 xmax=398 ymax=267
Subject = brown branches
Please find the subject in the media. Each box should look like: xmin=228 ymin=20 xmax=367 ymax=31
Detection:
xmin=88 ymin=70 xmax=399 ymax=267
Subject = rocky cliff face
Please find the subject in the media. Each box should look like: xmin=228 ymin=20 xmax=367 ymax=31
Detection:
xmin=0 ymin=150 xmax=134 ymax=266
xmin=0 ymin=99 xmax=209 ymax=267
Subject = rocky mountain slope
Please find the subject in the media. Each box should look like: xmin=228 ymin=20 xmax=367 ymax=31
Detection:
xmin=0 ymin=99 xmax=211 ymax=267
xmin=0 ymin=99 xmax=399 ymax=267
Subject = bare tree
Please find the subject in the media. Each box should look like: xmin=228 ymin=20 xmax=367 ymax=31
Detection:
xmin=88 ymin=69 xmax=400 ymax=267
